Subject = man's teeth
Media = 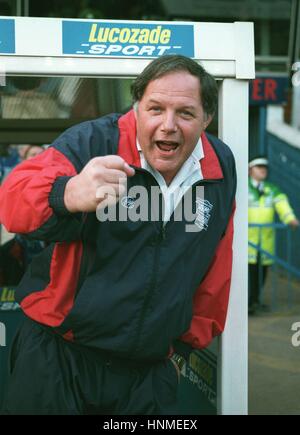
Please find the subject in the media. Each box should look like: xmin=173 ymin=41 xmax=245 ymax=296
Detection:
xmin=157 ymin=142 xmax=178 ymax=151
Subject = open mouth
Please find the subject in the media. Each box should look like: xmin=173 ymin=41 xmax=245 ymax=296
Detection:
xmin=156 ymin=141 xmax=179 ymax=153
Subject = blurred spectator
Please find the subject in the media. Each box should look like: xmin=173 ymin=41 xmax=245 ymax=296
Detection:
xmin=248 ymin=156 xmax=299 ymax=315
xmin=0 ymin=145 xmax=44 ymax=183
xmin=22 ymin=145 xmax=44 ymax=160
xmin=0 ymin=145 xmax=20 ymax=183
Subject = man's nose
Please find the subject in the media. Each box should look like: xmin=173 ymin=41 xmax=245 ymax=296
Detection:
xmin=161 ymin=112 xmax=178 ymax=133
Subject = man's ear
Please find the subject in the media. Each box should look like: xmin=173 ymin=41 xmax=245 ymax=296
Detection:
xmin=204 ymin=114 xmax=213 ymax=130
xmin=133 ymin=102 xmax=138 ymax=119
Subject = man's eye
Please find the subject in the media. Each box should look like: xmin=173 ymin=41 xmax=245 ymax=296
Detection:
xmin=149 ymin=107 xmax=162 ymax=113
xmin=181 ymin=111 xmax=193 ymax=118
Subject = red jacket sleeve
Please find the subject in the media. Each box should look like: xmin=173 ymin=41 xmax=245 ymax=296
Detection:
xmin=180 ymin=206 xmax=235 ymax=350
xmin=0 ymin=148 xmax=81 ymax=242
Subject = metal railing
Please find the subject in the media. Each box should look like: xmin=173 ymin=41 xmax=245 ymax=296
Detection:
xmin=248 ymin=223 xmax=300 ymax=310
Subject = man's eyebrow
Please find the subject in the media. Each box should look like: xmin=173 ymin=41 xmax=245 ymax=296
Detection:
xmin=146 ymin=99 xmax=197 ymax=111
xmin=178 ymin=105 xmax=196 ymax=111
xmin=147 ymin=99 xmax=163 ymax=105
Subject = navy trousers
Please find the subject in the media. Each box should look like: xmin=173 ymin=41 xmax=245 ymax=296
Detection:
xmin=2 ymin=318 xmax=179 ymax=415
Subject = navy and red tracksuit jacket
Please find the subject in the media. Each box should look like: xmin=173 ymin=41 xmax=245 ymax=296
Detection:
xmin=0 ymin=110 xmax=236 ymax=361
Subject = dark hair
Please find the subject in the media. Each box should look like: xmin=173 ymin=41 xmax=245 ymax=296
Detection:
xmin=131 ymin=55 xmax=218 ymax=117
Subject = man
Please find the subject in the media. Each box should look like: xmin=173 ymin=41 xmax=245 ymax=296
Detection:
xmin=0 ymin=55 xmax=236 ymax=415
xmin=248 ymin=156 xmax=299 ymax=315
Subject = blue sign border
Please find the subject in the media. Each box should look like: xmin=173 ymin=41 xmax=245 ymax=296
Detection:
xmin=62 ymin=21 xmax=194 ymax=58
xmin=0 ymin=19 xmax=15 ymax=54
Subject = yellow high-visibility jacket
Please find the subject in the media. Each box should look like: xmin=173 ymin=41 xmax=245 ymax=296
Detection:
xmin=248 ymin=178 xmax=296 ymax=265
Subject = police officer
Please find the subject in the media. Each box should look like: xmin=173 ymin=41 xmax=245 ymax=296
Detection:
xmin=248 ymin=156 xmax=299 ymax=315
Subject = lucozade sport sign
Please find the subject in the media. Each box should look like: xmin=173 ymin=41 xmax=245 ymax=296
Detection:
xmin=62 ymin=21 xmax=194 ymax=57
xmin=0 ymin=19 xmax=15 ymax=53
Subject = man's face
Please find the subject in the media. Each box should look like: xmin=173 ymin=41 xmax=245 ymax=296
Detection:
xmin=250 ymin=165 xmax=268 ymax=182
xmin=135 ymin=71 xmax=212 ymax=185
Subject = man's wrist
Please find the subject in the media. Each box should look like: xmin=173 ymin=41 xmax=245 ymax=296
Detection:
xmin=49 ymin=176 xmax=75 ymax=216
xmin=64 ymin=176 xmax=80 ymax=213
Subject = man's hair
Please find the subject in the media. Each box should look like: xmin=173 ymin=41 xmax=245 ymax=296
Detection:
xmin=131 ymin=55 xmax=218 ymax=117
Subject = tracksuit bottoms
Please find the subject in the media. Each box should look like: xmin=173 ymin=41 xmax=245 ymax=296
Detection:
xmin=2 ymin=318 xmax=179 ymax=415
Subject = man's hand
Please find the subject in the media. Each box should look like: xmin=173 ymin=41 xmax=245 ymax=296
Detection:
xmin=64 ymin=155 xmax=135 ymax=213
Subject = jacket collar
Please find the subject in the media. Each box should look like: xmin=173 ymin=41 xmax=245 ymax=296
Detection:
xmin=118 ymin=109 xmax=224 ymax=181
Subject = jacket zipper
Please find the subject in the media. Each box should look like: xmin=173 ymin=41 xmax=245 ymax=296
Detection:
xmin=133 ymin=219 xmax=166 ymax=354
xmin=129 ymin=167 xmax=167 ymax=353
xmin=130 ymin=167 xmax=223 ymax=354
